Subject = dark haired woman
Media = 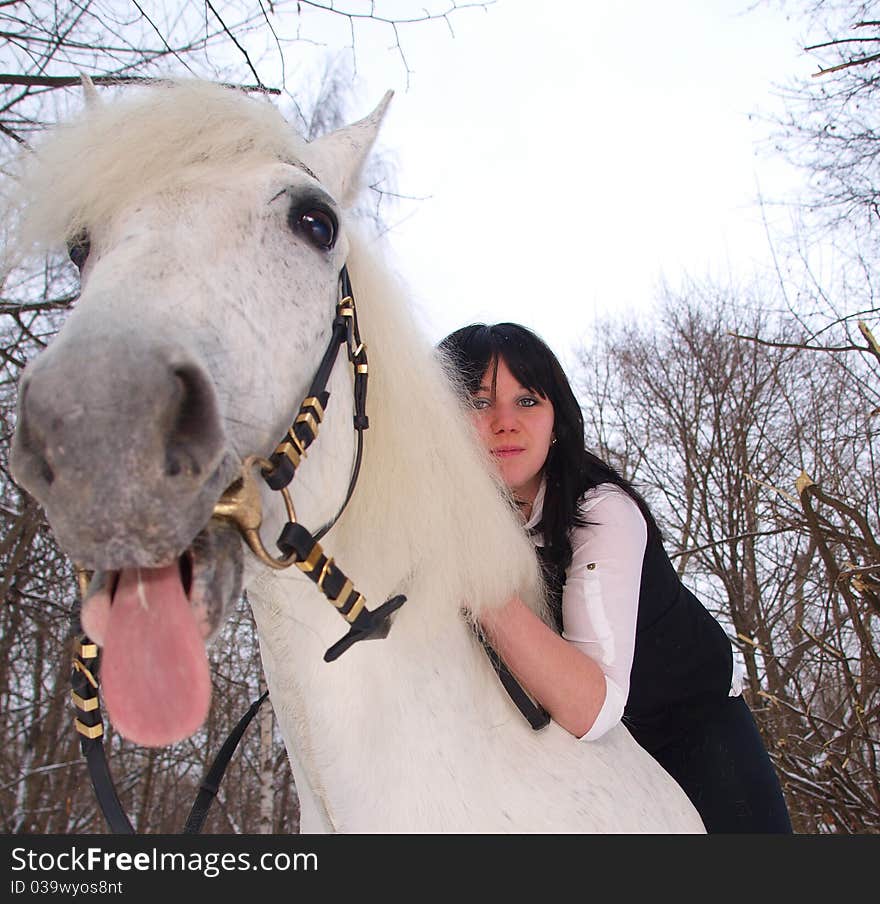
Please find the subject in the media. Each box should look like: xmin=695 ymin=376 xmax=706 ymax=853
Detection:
xmin=439 ymin=322 xmax=792 ymax=834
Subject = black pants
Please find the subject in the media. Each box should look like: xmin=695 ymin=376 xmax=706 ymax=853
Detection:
xmin=647 ymin=694 xmax=792 ymax=834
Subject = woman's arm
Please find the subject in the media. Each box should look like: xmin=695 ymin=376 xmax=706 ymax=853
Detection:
xmin=480 ymin=487 xmax=647 ymax=740
xmin=479 ymin=596 xmax=608 ymax=737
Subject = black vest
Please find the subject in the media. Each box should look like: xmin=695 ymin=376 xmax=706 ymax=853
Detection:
xmin=537 ymin=525 xmax=733 ymax=754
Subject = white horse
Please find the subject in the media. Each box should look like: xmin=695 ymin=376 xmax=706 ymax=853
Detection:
xmin=9 ymin=80 xmax=704 ymax=833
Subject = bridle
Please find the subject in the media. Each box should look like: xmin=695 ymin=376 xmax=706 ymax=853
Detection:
xmin=70 ymin=263 xmax=406 ymax=833
xmin=209 ymin=263 xmax=406 ymax=662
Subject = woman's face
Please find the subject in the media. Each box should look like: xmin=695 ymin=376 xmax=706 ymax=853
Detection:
xmin=470 ymin=356 xmax=555 ymax=506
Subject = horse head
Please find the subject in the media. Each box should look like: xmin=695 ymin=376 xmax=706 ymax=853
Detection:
xmin=10 ymin=80 xmax=391 ymax=747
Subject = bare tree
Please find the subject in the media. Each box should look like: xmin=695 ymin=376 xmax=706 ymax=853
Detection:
xmin=0 ymin=0 xmax=494 ymax=147
xmin=770 ymin=1 xmax=880 ymax=232
xmin=576 ymin=283 xmax=880 ymax=833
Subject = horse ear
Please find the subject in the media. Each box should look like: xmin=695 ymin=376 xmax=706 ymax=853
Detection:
xmin=303 ymin=91 xmax=393 ymax=204
xmin=80 ymin=73 xmax=101 ymax=109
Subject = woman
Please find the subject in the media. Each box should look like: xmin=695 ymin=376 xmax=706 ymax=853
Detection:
xmin=439 ymin=322 xmax=792 ymax=834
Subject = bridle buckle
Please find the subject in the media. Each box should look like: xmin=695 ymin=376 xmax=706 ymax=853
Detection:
xmin=211 ymin=456 xmax=299 ymax=570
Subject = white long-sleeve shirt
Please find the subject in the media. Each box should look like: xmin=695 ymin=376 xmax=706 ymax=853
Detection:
xmin=524 ymin=480 xmax=742 ymax=741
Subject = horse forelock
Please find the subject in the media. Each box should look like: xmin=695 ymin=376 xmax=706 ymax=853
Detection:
xmin=13 ymin=79 xmax=310 ymax=251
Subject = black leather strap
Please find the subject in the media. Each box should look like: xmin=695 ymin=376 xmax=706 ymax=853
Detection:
xmin=262 ymin=323 xmax=344 ymax=491
xmin=276 ymin=520 xmax=406 ymax=662
xmin=72 ymin=621 xmax=269 ymax=835
xmin=70 ymin=632 xmax=135 ymax=833
xmin=471 ymin=622 xmax=550 ymax=731
xmin=183 ymin=690 xmax=270 ymax=834
xmin=81 ymin=741 xmax=136 ymax=833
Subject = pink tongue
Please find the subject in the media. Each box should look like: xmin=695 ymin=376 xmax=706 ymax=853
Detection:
xmin=99 ymin=564 xmax=211 ymax=747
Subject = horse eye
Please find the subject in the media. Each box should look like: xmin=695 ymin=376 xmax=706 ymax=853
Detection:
xmin=296 ymin=208 xmax=337 ymax=250
xmin=67 ymin=232 xmax=91 ymax=271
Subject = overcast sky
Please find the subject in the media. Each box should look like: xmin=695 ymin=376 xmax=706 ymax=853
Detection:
xmin=288 ymin=1 xmax=816 ymax=367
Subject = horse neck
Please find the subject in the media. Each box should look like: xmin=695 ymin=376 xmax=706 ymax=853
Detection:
xmin=246 ymin=562 xmax=503 ymax=831
xmin=244 ymin=234 xmax=550 ymax=828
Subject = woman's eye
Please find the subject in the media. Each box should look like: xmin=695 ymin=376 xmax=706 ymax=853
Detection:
xmin=471 ymin=397 xmax=490 ymax=410
xmin=518 ymin=397 xmax=537 ymax=407
xmin=295 ymin=208 xmax=337 ymax=250
xmin=67 ymin=232 xmax=91 ymax=270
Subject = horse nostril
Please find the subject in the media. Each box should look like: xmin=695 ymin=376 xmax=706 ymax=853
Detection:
xmin=14 ymin=383 xmax=56 ymax=488
xmin=163 ymin=365 xmax=220 ymax=480
xmin=25 ymin=425 xmax=56 ymax=486
xmin=40 ymin=458 xmax=55 ymax=486
xmin=165 ymin=446 xmax=201 ymax=478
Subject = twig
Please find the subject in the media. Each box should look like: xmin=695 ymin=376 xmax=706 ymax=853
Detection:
xmin=205 ymin=0 xmax=266 ymax=90
xmin=812 ymin=51 xmax=880 ymax=78
xmin=0 ymin=74 xmax=279 ymax=94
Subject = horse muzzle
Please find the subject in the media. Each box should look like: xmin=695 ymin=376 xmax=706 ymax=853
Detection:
xmin=10 ymin=332 xmax=238 ymax=569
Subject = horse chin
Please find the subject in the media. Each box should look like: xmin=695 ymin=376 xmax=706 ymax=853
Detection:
xmin=186 ymin=521 xmax=245 ymax=642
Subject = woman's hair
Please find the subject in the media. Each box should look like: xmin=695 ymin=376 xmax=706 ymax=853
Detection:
xmin=438 ymin=322 xmax=659 ymax=574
